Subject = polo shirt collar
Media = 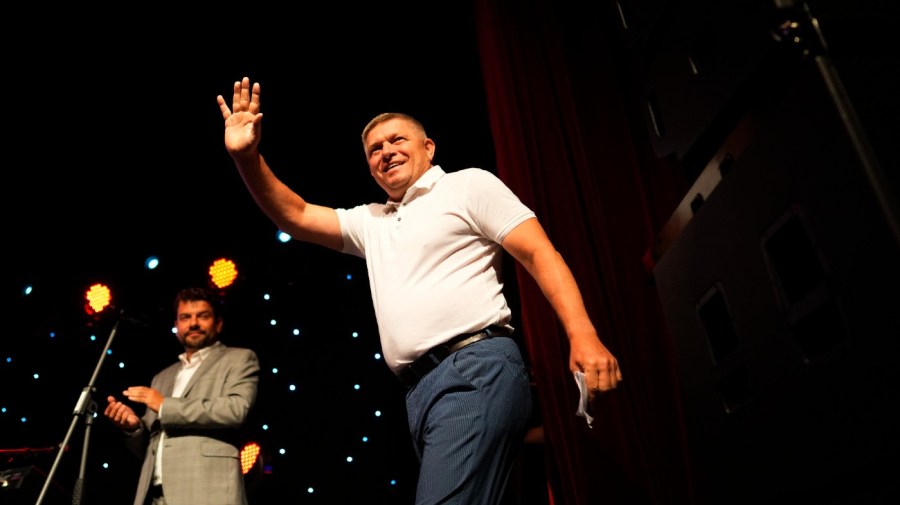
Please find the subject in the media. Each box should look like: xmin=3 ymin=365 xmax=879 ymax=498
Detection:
xmin=385 ymin=165 xmax=446 ymax=211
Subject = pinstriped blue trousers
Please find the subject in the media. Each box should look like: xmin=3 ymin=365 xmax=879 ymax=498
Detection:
xmin=406 ymin=336 xmax=532 ymax=505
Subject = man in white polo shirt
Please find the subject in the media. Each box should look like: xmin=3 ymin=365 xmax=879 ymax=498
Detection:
xmin=217 ymin=76 xmax=622 ymax=504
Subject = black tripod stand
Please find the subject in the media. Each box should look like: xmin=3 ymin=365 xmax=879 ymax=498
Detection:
xmin=36 ymin=312 xmax=127 ymax=505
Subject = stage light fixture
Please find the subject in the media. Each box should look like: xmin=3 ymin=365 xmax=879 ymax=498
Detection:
xmin=240 ymin=442 xmax=261 ymax=475
xmin=209 ymin=258 xmax=238 ymax=289
xmin=144 ymin=255 xmax=160 ymax=270
xmin=84 ymin=283 xmax=112 ymax=315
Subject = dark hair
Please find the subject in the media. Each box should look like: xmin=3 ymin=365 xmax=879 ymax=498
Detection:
xmin=173 ymin=287 xmax=221 ymax=318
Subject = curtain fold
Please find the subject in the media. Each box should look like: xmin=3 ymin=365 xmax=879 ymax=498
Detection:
xmin=474 ymin=1 xmax=697 ymax=503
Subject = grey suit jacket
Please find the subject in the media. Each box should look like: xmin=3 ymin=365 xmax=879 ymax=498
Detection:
xmin=122 ymin=344 xmax=260 ymax=505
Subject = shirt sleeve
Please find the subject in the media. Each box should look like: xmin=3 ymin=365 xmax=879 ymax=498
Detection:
xmin=463 ymin=168 xmax=536 ymax=243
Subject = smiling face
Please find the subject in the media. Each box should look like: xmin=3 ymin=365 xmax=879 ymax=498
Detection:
xmin=174 ymin=299 xmax=222 ymax=356
xmin=363 ymin=116 xmax=436 ymax=202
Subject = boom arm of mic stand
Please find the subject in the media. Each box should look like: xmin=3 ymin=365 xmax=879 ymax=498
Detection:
xmin=35 ymin=318 xmax=121 ymax=505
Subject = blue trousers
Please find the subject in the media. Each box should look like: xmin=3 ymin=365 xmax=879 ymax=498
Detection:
xmin=406 ymin=336 xmax=532 ymax=505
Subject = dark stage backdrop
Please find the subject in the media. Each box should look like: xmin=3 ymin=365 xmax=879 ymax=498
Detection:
xmin=475 ymin=0 xmax=899 ymax=504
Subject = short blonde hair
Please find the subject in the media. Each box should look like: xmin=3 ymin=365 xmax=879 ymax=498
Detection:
xmin=361 ymin=112 xmax=427 ymax=148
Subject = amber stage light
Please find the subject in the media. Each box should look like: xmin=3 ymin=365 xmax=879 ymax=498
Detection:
xmin=240 ymin=441 xmax=261 ymax=475
xmin=209 ymin=258 xmax=239 ymax=290
xmin=84 ymin=283 xmax=113 ymax=316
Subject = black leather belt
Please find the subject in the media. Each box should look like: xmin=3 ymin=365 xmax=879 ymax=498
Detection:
xmin=397 ymin=326 xmax=507 ymax=388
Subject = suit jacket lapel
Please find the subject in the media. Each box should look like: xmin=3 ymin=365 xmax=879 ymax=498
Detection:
xmin=158 ymin=364 xmax=179 ymax=396
xmin=180 ymin=344 xmax=226 ymax=398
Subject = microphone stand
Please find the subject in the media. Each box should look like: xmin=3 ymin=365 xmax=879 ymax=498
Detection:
xmin=36 ymin=315 xmax=122 ymax=505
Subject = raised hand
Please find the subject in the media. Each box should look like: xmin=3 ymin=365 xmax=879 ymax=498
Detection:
xmin=217 ymin=77 xmax=263 ymax=159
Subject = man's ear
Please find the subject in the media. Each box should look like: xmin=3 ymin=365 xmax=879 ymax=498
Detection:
xmin=425 ymin=138 xmax=436 ymax=162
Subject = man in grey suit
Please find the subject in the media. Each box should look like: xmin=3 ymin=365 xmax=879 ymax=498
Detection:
xmin=104 ymin=286 xmax=260 ymax=505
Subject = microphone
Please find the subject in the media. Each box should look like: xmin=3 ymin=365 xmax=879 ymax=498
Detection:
xmin=117 ymin=307 xmax=150 ymax=327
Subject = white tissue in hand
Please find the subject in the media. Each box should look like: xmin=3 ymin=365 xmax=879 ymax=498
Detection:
xmin=573 ymin=371 xmax=594 ymax=427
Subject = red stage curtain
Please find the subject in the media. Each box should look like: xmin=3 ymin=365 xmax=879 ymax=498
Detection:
xmin=474 ymin=1 xmax=697 ymax=503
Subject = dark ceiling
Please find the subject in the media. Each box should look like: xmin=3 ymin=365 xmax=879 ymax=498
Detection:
xmin=5 ymin=4 xmax=495 ymax=294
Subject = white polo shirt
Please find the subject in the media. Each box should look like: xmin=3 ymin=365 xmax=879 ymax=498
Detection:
xmin=336 ymin=165 xmax=535 ymax=374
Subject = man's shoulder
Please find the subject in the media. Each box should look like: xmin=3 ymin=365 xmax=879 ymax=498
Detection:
xmin=442 ymin=167 xmax=501 ymax=182
xmin=445 ymin=166 xmax=489 ymax=175
xmin=441 ymin=167 xmax=508 ymax=191
xmin=218 ymin=345 xmax=259 ymax=358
